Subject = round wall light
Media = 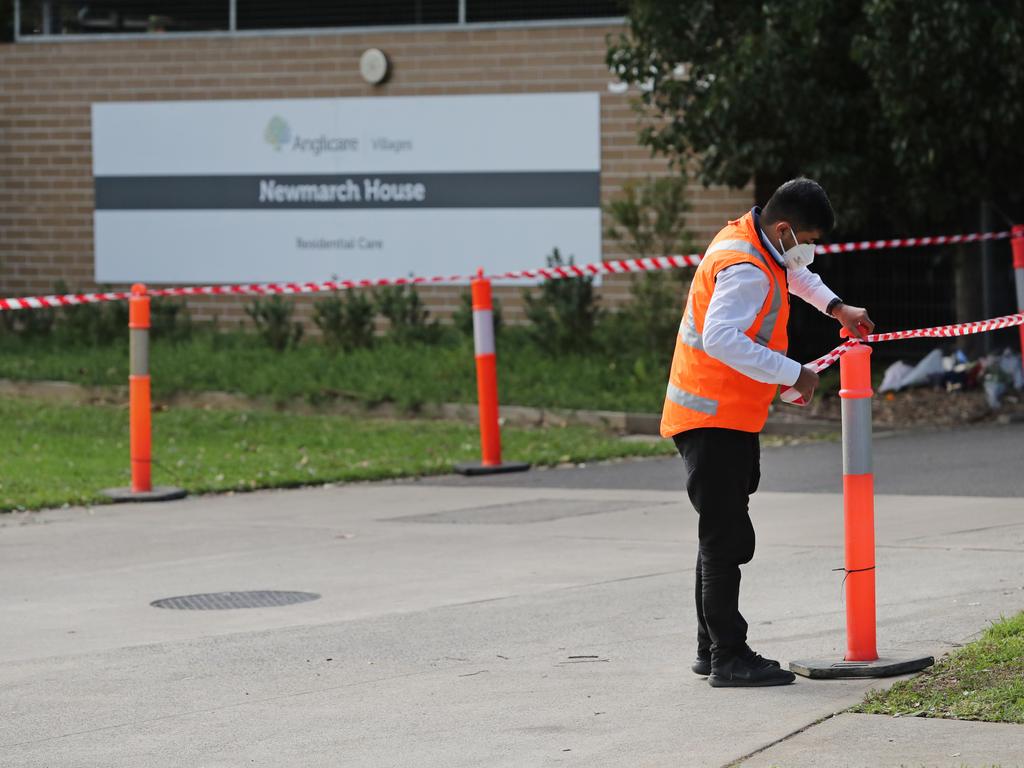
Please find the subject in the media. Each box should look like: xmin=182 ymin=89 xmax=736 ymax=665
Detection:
xmin=360 ymin=48 xmax=391 ymax=86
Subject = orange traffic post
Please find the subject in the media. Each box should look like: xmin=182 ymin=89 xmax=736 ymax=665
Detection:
xmin=1013 ymin=225 xmax=1024 ymax=377
xmin=454 ymin=270 xmax=529 ymax=476
xmin=838 ymin=342 xmax=877 ymax=662
xmin=790 ymin=333 xmax=933 ymax=679
xmin=102 ymin=284 xmax=185 ymax=503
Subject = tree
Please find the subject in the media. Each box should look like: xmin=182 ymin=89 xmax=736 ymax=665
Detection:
xmin=852 ymin=1 xmax=1024 ymax=226
xmin=608 ymin=1 xmax=1024 ymax=354
xmin=607 ymin=0 xmax=1024 ymax=234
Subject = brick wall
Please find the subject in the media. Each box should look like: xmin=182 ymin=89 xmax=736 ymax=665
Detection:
xmin=0 ymin=23 xmax=752 ymax=327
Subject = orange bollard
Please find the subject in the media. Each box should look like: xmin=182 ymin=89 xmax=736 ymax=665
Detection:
xmin=1012 ymin=225 xmax=1024 ymax=377
xmin=101 ymin=284 xmax=185 ymax=503
xmin=454 ymin=270 xmax=529 ymax=477
xmin=790 ymin=332 xmax=933 ymax=679
xmin=838 ymin=341 xmax=877 ymax=662
xmin=129 ymin=283 xmax=152 ymax=493
xmin=473 ymin=272 xmax=501 ymax=467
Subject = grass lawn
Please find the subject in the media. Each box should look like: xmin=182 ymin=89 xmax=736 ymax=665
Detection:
xmin=854 ymin=611 xmax=1024 ymax=723
xmin=0 ymin=397 xmax=678 ymax=512
xmin=0 ymin=330 xmax=672 ymax=413
xmin=0 ymin=328 xmax=861 ymax=414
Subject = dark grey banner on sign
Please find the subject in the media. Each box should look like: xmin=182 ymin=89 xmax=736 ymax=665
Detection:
xmin=94 ymin=172 xmax=601 ymax=210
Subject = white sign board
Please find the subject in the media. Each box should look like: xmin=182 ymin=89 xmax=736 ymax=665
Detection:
xmin=91 ymin=93 xmax=601 ymax=283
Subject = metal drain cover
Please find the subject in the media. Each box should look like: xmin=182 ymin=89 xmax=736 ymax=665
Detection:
xmin=151 ymin=590 xmax=320 ymax=610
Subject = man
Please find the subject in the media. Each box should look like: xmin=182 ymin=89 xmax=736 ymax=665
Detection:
xmin=661 ymin=178 xmax=873 ymax=687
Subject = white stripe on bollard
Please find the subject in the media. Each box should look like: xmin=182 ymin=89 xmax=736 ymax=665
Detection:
xmin=473 ymin=309 xmax=495 ymax=356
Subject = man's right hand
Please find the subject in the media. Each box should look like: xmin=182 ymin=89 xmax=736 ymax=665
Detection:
xmin=793 ymin=366 xmax=819 ymax=402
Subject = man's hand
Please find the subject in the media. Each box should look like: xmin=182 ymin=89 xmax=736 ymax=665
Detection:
xmin=793 ymin=366 xmax=819 ymax=402
xmin=833 ymin=304 xmax=875 ymax=341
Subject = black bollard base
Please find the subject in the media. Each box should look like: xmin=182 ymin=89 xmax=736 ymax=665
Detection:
xmin=790 ymin=651 xmax=933 ymax=679
xmin=101 ymin=486 xmax=187 ymax=503
xmin=453 ymin=461 xmax=531 ymax=477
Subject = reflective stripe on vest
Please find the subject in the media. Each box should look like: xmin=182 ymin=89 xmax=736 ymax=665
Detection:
xmin=703 ymin=238 xmax=783 ymax=347
xmin=666 ymin=381 xmax=718 ymax=416
xmin=679 ymin=310 xmax=703 ymax=351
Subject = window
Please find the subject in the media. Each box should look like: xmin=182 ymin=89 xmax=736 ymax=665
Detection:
xmin=467 ymin=1 xmax=624 ymax=23
xmin=15 ymin=0 xmax=624 ymax=37
xmin=237 ymin=1 xmax=457 ymax=30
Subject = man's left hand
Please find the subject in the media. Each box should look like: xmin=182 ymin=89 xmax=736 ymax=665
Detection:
xmin=833 ymin=304 xmax=874 ymax=341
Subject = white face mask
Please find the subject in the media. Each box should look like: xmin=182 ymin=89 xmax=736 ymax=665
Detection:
xmin=779 ymin=227 xmax=816 ymax=270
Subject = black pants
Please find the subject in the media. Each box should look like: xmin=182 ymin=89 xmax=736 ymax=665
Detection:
xmin=673 ymin=427 xmax=760 ymax=663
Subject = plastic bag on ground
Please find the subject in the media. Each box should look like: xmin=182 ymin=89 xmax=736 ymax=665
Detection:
xmin=879 ymin=360 xmax=914 ymax=393
xmin=895 ymin=348 xmax=945 ymax=390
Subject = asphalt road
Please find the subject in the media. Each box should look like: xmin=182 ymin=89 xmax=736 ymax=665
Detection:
xmin=426 ymin=422 xmax=1024 ymax=498
xmin=2 ymin=423 xmax=1023 ymax=766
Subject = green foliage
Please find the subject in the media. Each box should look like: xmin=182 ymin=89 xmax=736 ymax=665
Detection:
xmin=603 ymin=174 xmax=695 ymax=358
xmin=245 ymin=295 xmax=304 ymax=351
xmin=0 ymin=283 xmax=190 ymax=346
xmin=620 ymin=272 xmax=687 ymax=359
xmin=855 ymin=611 xmax=1024 ymax=723
xmin=1 ymin=282 xmax=70 ymax=341
xmin=604 ymin=175 xmax=695 ymax=259
xmin=150 ymin=299 xmax=193 ymax=343
xmin=523 ymin=248 xmax=601 ymax=355
xmin=607 ymin=0 xmax=1024 ymax=231
xmin=452 ymin=289 xmax=504 ymax=339
xmin=1 ymin=304 xmax=56 ymax=339
xmin=0 ymin=397 xmax=675 ymax=512
xmin=58 ymin=294 xmax=130 ymax=347
xmin=851 ymin=1 xmax=1024 ymax=223
xmin=372 ymin=283 xmax=442 ymax=343
xmin=312 ymin=290 xmax=376 ymax=351
xmin=0 ymin=326 xmax=680 ymax=413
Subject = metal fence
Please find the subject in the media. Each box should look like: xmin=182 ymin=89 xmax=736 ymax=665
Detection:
xmin=14 ymin=0 xmax=625 ymax=38
xmin=791 ymin=243 xmax=1019 ymax=365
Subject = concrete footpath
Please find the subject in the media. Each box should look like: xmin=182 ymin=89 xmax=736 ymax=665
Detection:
xmin=1 ymin=423 xmax=1022 ymax=767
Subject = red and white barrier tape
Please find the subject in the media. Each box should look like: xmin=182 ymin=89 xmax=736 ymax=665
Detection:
xmin=0 ymin=256 xmax=707 ymax=311
xmin=778 ymin=312 xmax=1024 ymax=404
xmin=0 ymin=229 xmax=1019 ymax=312
xmin=815 ymin=229 xmax=1012 ymax=254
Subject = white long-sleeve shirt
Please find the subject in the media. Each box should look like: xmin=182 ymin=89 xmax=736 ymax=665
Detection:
xmin=702 ymin=237 xmax=839 ymax=387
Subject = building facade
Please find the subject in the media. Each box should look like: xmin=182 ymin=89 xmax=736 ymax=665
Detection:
xmin=0 ymin=5 xmax=752 ymax=324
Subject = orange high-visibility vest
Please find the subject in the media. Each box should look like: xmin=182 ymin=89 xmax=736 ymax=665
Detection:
xmin=661 ymin=211 xmax=791 ymax=437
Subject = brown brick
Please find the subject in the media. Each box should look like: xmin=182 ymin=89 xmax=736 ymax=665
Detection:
xmin=0 ymin=22 xmax=749 ymax=306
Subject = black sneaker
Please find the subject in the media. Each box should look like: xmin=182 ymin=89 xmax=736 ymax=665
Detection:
xmin=693 ymin=645 xmax=778 ymax=676
xmin=691 ymin=650 xmax=711 ymax=676
xmin=708 ymin=655 xmax=795 ymax=687
xmin=739 ymin=645 xmax=780 ymax=669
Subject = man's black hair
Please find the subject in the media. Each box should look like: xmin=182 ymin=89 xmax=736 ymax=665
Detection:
xmin=761 ymin=178 xmax=836 ymax=233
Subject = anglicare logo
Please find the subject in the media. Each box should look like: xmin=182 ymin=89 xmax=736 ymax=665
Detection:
xmin=264 ymin=116 xmax=291 ymax=151
xmin=263 ymin=115 xmax=360 ymax=155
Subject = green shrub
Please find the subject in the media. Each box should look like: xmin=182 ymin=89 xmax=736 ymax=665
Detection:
xmin=150 ymin=299 xmax=193 ymax=343
xmin=618 ymin=271 xmax=688 ymax=358
xmin=523 ymin=248 xmax=601 ymax=355
xmin=313 ymin=290 xmax=375 ymax=351
xmin=604 ymin=175 xmax=694 ymax=260
xmin=1 ymin=303 xmax=56 ymax=339
xmin=452 ymin=289 xmax=504 ymax=339
xmin=245 ymin=295 xmax=304 ymax=351
xmin=373 ymin=283 xmax=442 ymax=344
xmin=603 ymin=174 xmax=696 ymax=360
xmin=55 ymin=285 xmax=129 ymax=347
